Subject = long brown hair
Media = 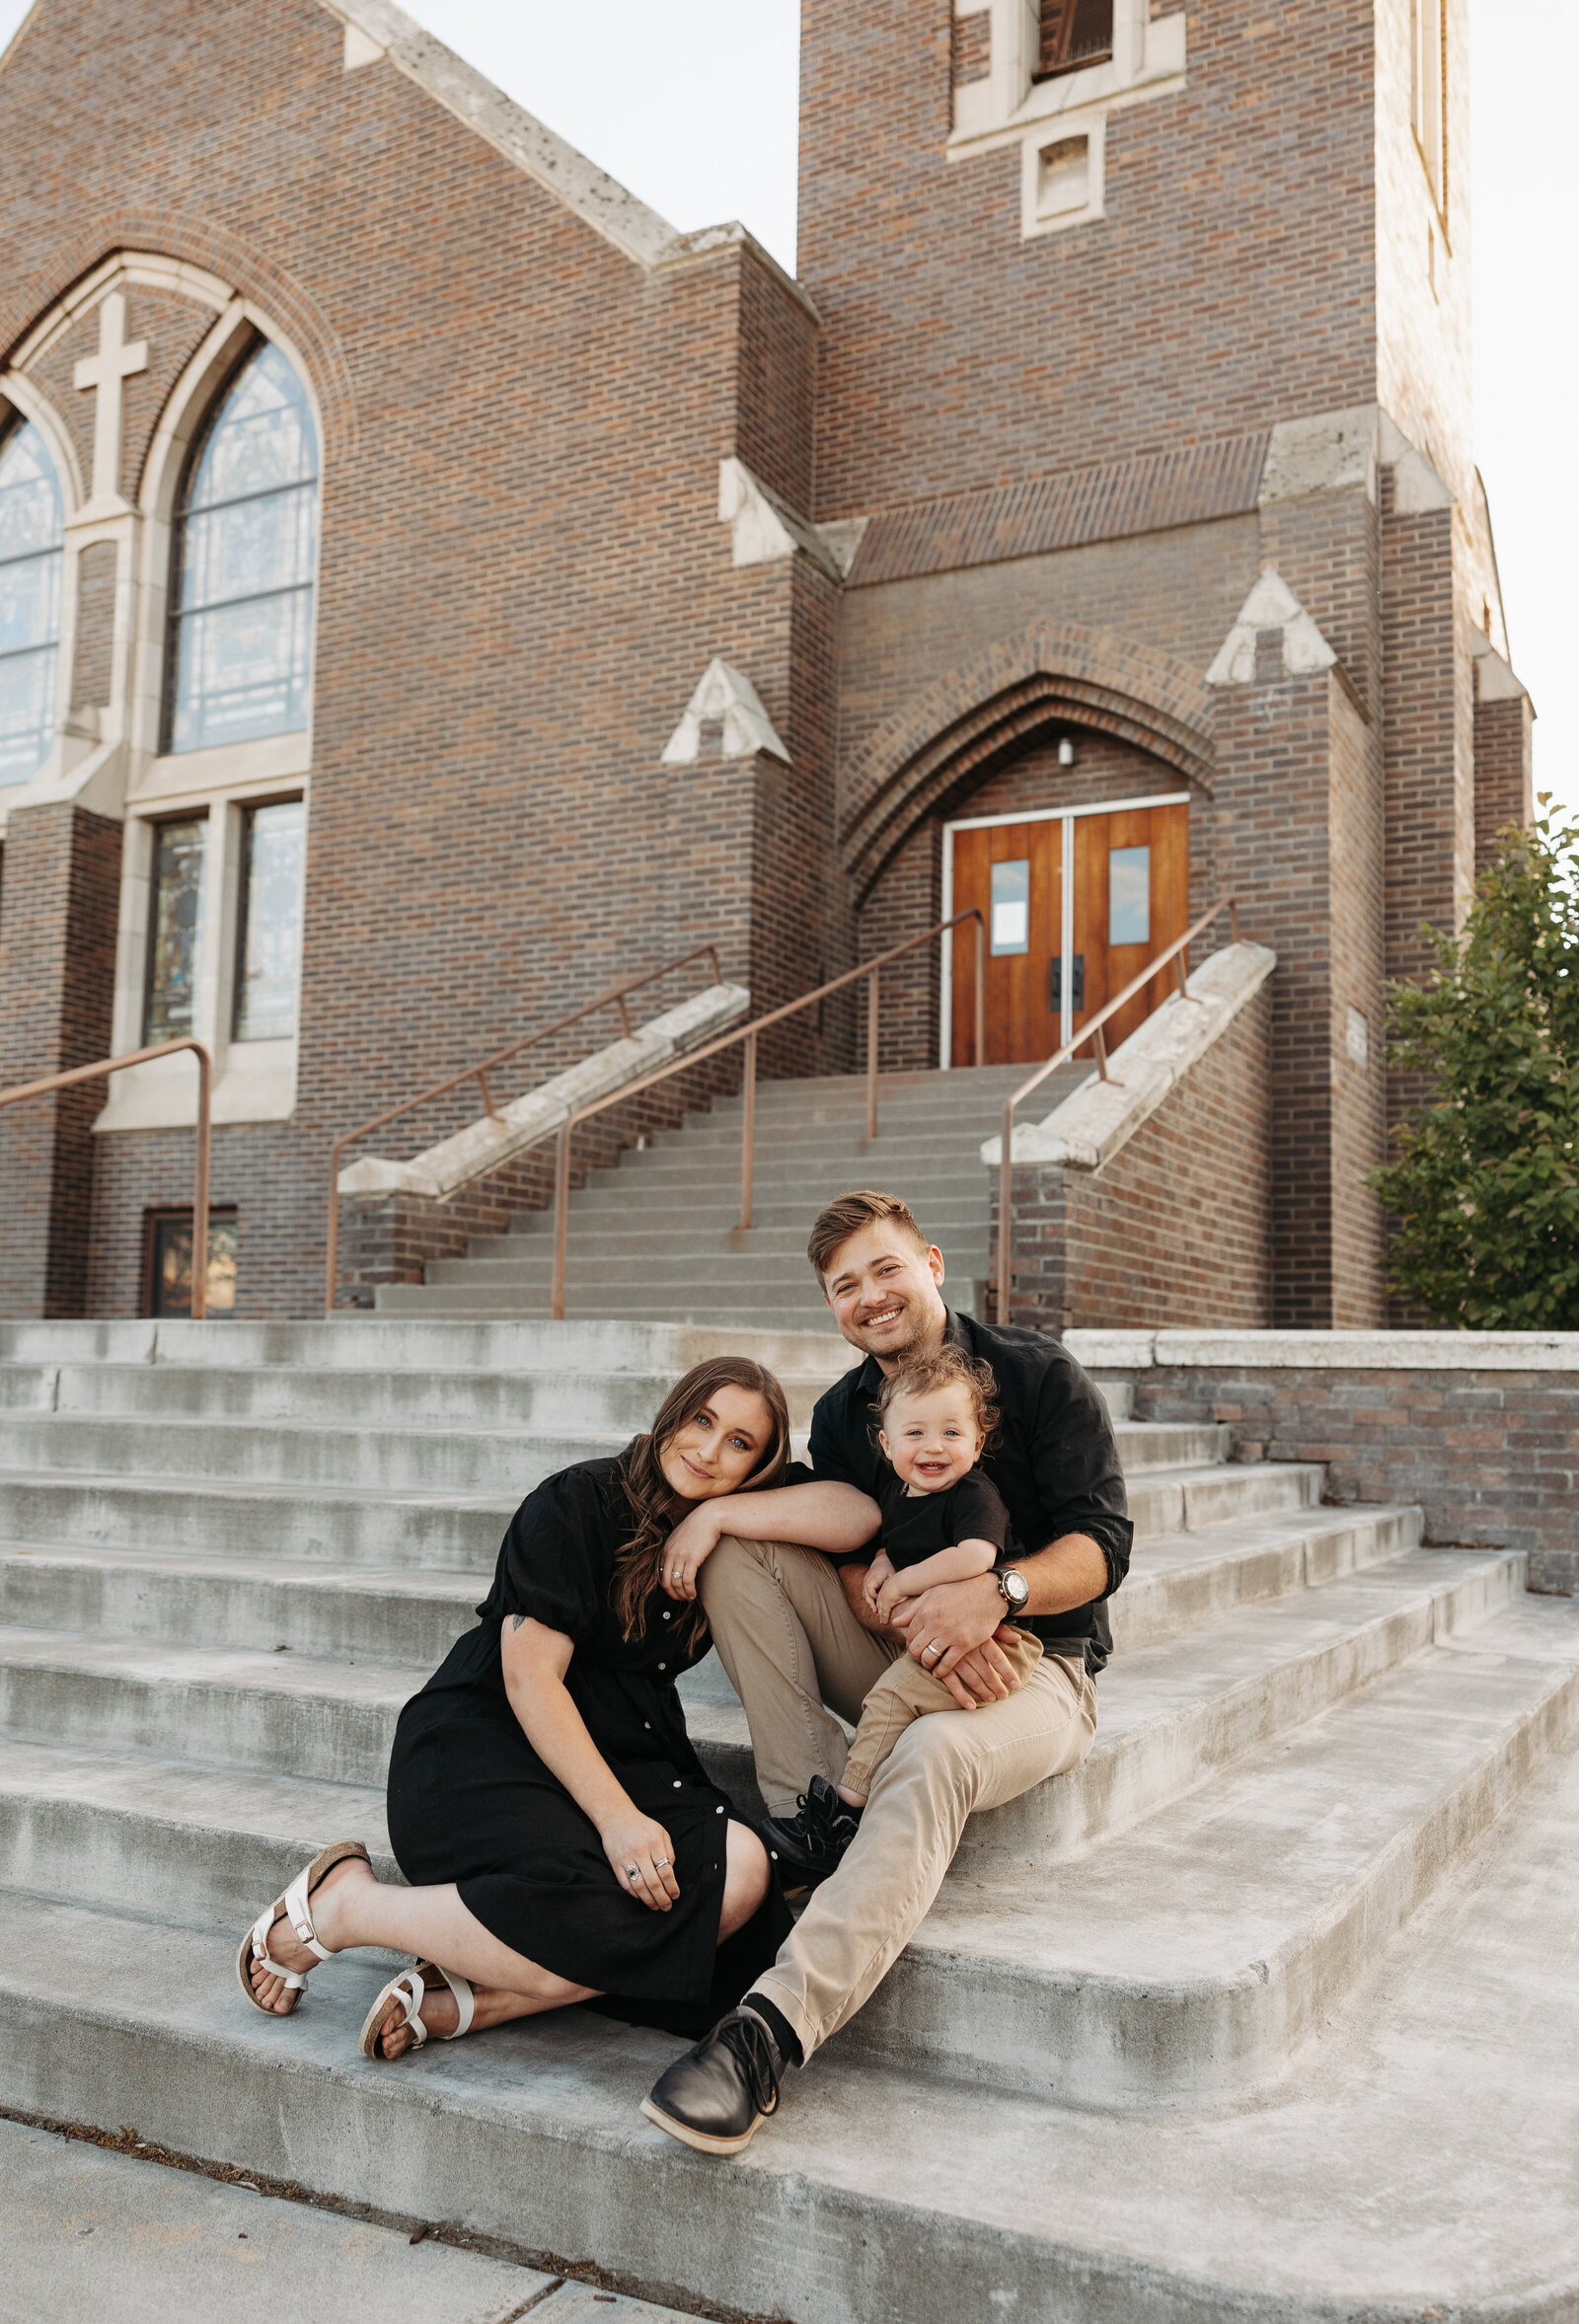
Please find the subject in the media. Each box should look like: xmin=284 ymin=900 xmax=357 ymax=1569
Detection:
xmin=615 ymin=1356 xmax=791 ymax=1648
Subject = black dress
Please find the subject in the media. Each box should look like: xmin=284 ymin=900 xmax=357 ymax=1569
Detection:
xmin=386 ymin=1455 xmax=791 ymax=2039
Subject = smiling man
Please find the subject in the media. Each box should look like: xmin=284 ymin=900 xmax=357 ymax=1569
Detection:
xmin=639 ymin=1189 xmax=1131 ymax=2154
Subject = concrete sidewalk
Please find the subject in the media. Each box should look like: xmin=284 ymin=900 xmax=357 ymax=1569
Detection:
xmin=0 ymin=2117 xmax=706 ymax=2324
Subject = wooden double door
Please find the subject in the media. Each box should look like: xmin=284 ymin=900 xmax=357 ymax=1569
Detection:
xmin=947 ymin=797 xmax=1189 ymax=1067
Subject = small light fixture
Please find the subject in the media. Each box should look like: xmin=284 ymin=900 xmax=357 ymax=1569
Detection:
xmin=1058 ymin=735 xmax=1077 ymax=768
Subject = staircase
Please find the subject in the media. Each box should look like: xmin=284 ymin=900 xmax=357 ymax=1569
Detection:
xmin=2 ymin=1318 xmax=1578 ymax=2319
xmin=372 ymin=1063 xmax=1083 ymax=1326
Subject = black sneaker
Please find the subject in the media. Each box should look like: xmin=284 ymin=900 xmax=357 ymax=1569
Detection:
xmin=640 ymin=2007 xmax=786 ymax=2154
xmin=758 ymin=1773 xmax=863 ymax=1887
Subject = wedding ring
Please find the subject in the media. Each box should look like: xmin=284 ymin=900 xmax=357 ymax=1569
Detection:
xmin=654 ymin=1857 xmax=670 ymax=1870
xmin=925 ymin=1642 xmax=942 ymax=1659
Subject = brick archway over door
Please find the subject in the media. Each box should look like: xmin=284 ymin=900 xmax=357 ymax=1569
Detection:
xmin=840 ymin=621 xmax=1216 ymax=904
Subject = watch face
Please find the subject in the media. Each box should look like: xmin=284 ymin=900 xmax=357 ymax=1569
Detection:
xmin=1003 ymin=1570 xmax=1028 ymax=1610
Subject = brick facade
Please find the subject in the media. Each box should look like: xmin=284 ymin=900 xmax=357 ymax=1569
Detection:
xmin=1125 ymin=1358 xmax=1578 ymax=1599
xmin=0 ymin=0 xmax=1534 ymax=1327
xmin=993 ymin=978 xmax=1274 ymax=1334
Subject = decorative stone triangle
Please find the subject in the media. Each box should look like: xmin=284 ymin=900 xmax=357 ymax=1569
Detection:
xmin=1205 ymin=564 xmax=1338 ymax=687
xmin=659 ymin=658 xmax=790 ymax=766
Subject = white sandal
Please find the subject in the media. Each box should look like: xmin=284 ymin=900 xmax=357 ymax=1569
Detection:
xmin=236 ymin=1839 xmax=371 ymax=2016
xmin=357 ymin=1960 xmax=475 ymax=2060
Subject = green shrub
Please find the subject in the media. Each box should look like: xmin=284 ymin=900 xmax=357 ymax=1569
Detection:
xmin=1370 ymin=798 xmax=1579 ymax=1328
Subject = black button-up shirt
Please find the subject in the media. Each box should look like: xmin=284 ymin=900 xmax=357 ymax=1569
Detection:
xmin=795 ymin=1310 xmax=1132 ymax=1672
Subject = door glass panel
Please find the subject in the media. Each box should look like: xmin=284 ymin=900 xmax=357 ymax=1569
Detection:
xmin=143 ymin=817 xmax=207 ymax=1042
xmin=234 ymin=798 xmax=305 ymax=1040
xmin=1108 ymin=847 xmax=1151 ymax=946
xmin=990 ymin=860 xmax=1030 ymax=954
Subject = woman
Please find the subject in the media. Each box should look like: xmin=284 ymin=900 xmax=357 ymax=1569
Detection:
xmin=238 ymin=1356 xmax=870 ymax=2059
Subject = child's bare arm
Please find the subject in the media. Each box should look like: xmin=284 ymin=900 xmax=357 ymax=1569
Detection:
xmin=875 ymin=1536 xmax=998 ymax=1617
xmin=861 ymin=1547 xmax=896 ymax=1617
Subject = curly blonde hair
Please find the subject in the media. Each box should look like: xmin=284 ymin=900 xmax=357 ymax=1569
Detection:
xmin=875 ymin=1342 xmax=1001 ymax=1451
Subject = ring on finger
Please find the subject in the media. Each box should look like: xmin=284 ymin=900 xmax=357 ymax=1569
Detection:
xmin=653 ymin=1857 xmax=670 ymax=1871
xmin=625 ymin=1864 xmax=640 ymax=1882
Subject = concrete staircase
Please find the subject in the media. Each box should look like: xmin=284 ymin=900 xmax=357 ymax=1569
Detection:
xmin=372 ymin=1063 xmax=1083 ymax=1327
xmin=2 ymin=1317 xmax=1578 ymax=2319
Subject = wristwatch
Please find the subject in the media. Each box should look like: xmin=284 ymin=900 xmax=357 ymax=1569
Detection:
xmin=996 ymin=1566 xmax=1029 ymax=1613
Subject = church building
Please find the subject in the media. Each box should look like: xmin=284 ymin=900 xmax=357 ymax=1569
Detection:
xmin=0 ymin=0 xmax=1533 ymax=1325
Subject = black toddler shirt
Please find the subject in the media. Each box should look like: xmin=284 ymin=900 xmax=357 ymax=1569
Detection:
xmin=876 ymin=1466 xmax=1014 ymax=1573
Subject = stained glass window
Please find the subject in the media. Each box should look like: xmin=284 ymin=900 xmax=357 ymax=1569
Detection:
xmin=0 ymin=420 xmax=64 ymax=786
xmin=144 ymin=817 xmax=207 ymax=1042
xmin=165 ymin=341 xmax=319 ymax=754
xmin=234 ymin=797 xmax=305 ymax=1041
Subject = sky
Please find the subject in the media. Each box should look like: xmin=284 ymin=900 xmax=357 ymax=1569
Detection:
xmin=1 ymin=0 xmax=1573 ymax=822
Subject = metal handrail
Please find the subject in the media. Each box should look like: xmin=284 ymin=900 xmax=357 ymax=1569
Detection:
xmin=324 ymin=944 xmax=724 ymax=1312
xmin=0 ymin=1040 xmax=213 ymax=1319
xmin=547 ymin=910 xmax=987 ymax=1318
xmin=995 ymin=897 xmax=1241 ymax=1321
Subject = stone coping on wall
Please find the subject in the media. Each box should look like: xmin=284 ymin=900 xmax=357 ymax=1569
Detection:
xmin=1065 ymin=1328 xmax=1579 ymax=1373
xmin=982 ymin=940 xmax=1278 ymax=1172
xmin=338 ymin=981 xmax=749 ymax=1201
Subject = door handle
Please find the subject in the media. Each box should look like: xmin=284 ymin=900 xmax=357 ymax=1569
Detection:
xmin=1050 ymin=954 xmax=1085 ymax=1010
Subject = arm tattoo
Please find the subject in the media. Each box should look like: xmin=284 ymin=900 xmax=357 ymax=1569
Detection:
xmin=509 ymin=1613 xmax=526 ymax=1631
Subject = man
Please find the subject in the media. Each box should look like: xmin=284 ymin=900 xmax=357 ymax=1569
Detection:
xmin=640 ymin=1189 xmax=1131 ymax=2153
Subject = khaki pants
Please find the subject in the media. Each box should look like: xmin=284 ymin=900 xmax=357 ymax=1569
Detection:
xmin=841 ymin=1624 xmax=1043 ymax=1799
xmin=699 ymin=1535 xmax=1097 ymax=2063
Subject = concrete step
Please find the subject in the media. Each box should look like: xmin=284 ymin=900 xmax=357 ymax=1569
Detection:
xmin=1109 ymin=1500 xmax=1423 ymax=1651
xmin=0 ymin=1737 xmax=398 ymax=1933
xmin=421 ymin=1253 xmax=988 ymax=1291
xmin=0 ymin=1471 xmax=513 ymax=1568
xmin=0 ymin=1567 xmax=1562 ymax=2123
xmin=0 ymin=1409 xmax=1281 ymax=1510
xmin=0 ymin=1544 xmax=485 ymax=1666
xmin=956 ymin=1544 xmax=1525 ymax=1865
xmin=0 ymin=1317 xmax=851 ymax=1379
xmin=843 ymin=1588 xmax=1579 ymax=2104
xmin=373 ymin=1287 xmax=851 ymax=1328
xmin=0 ymin=1414 xmax=632 ymax=1496
xmin=478 ymin=1216 xmax=989 ymax=1257
xmin=0 ymin=1547 xmax=1509 ymax=1856
xmin=7 ymin=1715 xmax=1579 ymax=2324
xmin=0 ymin=1361 xmax=837 ymax=1433
xmin=551 ymin=1157 xmax=995 ymax=1198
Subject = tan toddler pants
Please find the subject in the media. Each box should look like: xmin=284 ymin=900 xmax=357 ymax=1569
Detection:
xmin=840 ymin=1621 xmax=1044 ymax=1798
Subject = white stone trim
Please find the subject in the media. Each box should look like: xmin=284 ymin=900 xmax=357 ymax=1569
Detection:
xmin=1471 ymin=630 xmax=1528 ymax=706
xmin=660 ymin=659 xmax=790 ymax=767
xmin=315 ymin=1 xmax=818 ymax=319
xmin=339 ymin=980 xmax=751 ymax=1199
xmin=948 ymin=0 xmax=1185 ymax=239
xmin=1065 ymin=1326 xmax=1579 ymax=1374
xmin=1206 ymin=567 xmax=1337 ymax=688
xmin=980 ymin=939 xmax=1277 ymax=1169
xmin=717 ymin=458 xmax=845 ymax=581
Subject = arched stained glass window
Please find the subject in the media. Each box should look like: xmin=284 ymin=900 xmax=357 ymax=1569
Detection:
xmin=0 ymin=419 xmax=65 ymax=786
xmin=165 ymin=341 xmax=319 ymax=755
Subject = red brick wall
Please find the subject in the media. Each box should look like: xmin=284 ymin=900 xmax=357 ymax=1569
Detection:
xmin=0 ymin=804 xmax=121 ymax=1317
xmin=993 ymin=975 xmax=1273 ymax=1332
xmin=801 ymin=0 xmax=1379 ymax=521
xmin=1130 ymin=1360 xmax=1578 ymax=1598
xmin=0 ymin=0 xmax=842 ymax=1318
xmin=1472 ymin=690 xmax=1534 ymax=873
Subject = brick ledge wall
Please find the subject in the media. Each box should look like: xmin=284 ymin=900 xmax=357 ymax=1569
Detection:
xmin=1066 ymin=1329 xmax=1579 ymax=1597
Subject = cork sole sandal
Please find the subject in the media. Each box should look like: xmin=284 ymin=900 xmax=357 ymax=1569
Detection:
xmin=237 ymin=1839 xmax=371 ymax=2016
xmin=357 ymin=1961 xmax=475 ymax=2060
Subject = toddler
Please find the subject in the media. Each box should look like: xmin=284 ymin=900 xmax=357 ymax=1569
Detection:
xmin=761 ymin=1343 xmax=1041 ymax=1880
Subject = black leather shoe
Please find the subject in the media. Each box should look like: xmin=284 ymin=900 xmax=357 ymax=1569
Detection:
xmin=758 ymin=1773 xmax=863 ymax=1886
xmin=640 ymin=2007 xmax=787 ymax=2154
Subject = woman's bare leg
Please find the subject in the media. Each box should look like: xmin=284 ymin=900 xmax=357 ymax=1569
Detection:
xmin=719 ymin=1820 xmax=770 ymax=1937
xmin=251 ymin=1824 xmax=772 ymax=2056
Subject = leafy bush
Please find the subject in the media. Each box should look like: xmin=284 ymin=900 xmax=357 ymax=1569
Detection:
xmin=1370 ymin=799 xmax=1579 ymax=1328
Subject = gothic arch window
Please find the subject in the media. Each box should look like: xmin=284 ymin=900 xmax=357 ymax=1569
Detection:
xmin=164 ymin=338 xmax=319 ymax=755
xmin=0 ymin=417 xmax=65 ymax=786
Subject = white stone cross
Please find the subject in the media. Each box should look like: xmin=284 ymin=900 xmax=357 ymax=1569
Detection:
xmin=74 ymin=290 xmax=148 ymax=513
